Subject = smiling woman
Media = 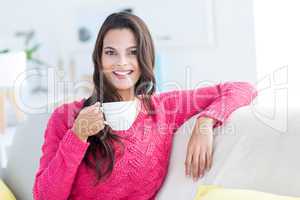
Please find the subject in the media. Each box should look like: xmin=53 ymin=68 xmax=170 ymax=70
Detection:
xmin=32 ymin=12 xmax=257 ymax=200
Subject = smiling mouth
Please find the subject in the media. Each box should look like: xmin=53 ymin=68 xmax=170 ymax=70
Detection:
xmin=113 ymin=70 xmax=133 ymax=78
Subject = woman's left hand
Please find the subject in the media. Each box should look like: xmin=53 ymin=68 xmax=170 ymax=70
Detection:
xmin=185 ymin=117 xmax=215 ymax=181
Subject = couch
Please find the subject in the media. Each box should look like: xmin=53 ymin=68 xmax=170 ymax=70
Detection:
xmin=2 ymin=102 xmax=300 ymax=199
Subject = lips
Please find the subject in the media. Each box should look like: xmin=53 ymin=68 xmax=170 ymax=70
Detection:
xmin=112 ymin=70 xmax=133 ymax=79
xmin=113 ymin=70 xmax=133 ymax=75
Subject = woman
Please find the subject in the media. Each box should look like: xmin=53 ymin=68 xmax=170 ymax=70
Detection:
xmin=33 ymin=12 xmax=257 ymax=200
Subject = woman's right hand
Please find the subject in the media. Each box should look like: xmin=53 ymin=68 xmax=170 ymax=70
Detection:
xmin=71 ymin=102 xmax=106 ymax=142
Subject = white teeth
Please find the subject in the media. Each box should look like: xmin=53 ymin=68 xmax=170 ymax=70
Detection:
xmin=113 ymin=70 xmax=132 ymax=75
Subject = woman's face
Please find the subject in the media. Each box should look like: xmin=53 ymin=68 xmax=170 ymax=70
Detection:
xmin=101 ymin=28 xmax=141 ymax=96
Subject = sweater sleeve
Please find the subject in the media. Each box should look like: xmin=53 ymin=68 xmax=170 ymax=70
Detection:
xmin=32 ymin=107 xmax=90 ymax=200
xmin=159 ymin=81 xmax=257 ymax=133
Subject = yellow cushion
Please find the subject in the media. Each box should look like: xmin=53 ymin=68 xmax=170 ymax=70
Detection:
xmin=0 ymin=179 xmax=16 ymax=200
xmin=194 ymin=185 xmax=300 ymax=200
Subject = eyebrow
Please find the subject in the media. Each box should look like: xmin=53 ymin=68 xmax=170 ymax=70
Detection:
xmin=103 ymin=46 xmax=137 ymax=50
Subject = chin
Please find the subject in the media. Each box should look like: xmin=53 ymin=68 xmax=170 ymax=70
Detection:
xmin=111 ymin=80 xmax=139 ymax=90
xmin=115 ymin=85 xmax=133 ymax=91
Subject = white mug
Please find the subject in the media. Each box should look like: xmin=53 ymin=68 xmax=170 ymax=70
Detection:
xmin=101 ymin=98 xmax=139 ymax=131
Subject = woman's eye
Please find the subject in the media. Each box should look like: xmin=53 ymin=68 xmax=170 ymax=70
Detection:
xmin=105 ymin=50 xmax=116 ymax=55
xmin=130 ymin=50 xmax=137 ymax=55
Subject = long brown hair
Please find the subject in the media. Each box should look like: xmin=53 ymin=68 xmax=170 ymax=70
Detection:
xmin=81 ymin=12 xmax=157 ymax=185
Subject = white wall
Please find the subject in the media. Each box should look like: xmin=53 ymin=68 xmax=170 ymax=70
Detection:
xmin=0 ymin=0 xmax=257 ymax=93
xmin=253 ymin=0 xmax=300 ymax=107
xmin=159 ymin=0 xmax=256 ymax=91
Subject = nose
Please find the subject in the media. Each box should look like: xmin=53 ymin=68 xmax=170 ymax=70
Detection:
xmin=116 ymin=54 xmax=129 ymax=67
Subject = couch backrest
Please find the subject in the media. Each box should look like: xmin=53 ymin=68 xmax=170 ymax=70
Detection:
xmin=157 ymin=105 xmax=300 ymax=199
xmin=3 ymin=112 xmax=50 ymax=200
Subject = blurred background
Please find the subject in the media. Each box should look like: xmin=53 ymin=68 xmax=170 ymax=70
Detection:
xmin=0 ymin=0 xmax=299 ymax=199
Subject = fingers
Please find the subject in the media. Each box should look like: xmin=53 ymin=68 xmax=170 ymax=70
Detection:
xmin=206 ymin=148 xmax=213 ymax=171
xmin=81 ymin=105 xmax=104 ymax=119
xmin=88 ymin=120 xmax=105 ymax=135
xmin=84 ymin=102 xmax=108 ymax=125
xmin=185 ymin=149 xmax=192 ymax=177
xmin=82 ymin=102 xmax=102 ymax=113
xmin=192 ymin=152 xmax=199 ymax=181
xmin=186 ymin=148 xmax=202 ymax=181
xmin=198 ymin=152 xmax=206 ymax=178
xmin=186 ymin=148 xmax=213 ymax=181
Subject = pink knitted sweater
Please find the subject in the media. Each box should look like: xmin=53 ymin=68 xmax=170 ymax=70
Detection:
xmin=33 ymin=81 xmax=257 ymax=200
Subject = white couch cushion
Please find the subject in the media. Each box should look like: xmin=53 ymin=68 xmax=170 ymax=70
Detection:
xmin=157 ymin=105 xmax=300 ymax=199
